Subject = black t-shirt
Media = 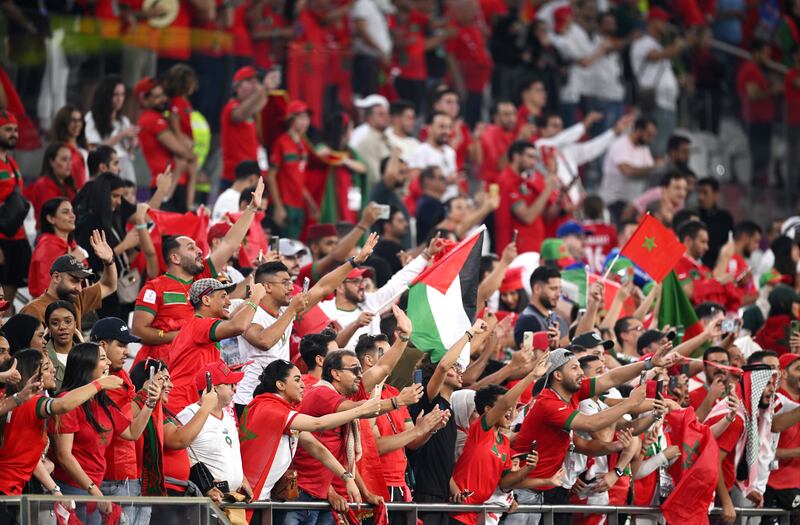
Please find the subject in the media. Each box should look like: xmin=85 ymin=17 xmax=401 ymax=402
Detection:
xmin=373 ymin=240 xmax=403 ymax=274
xmin=408 ymin=389 xmax=456 ymax=499
xmin=415 ymin=196 xmax=445 ymax=244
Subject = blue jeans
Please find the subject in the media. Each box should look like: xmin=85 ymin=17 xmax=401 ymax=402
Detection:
xmin=57 ymin=482 xmax=101 ymax=525
xmin=282 ymin=489 xmax=334 ymax=525
xmin=650 ymin=107 xmax=677 ymax=158
xmin=101 ymin=478 xmax=150 ymax=525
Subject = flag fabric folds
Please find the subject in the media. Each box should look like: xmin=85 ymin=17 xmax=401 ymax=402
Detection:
xmin=659 ymin=271 xmax=705 ymax=351
xmin=620 ymin=214 xmax=684 ymax=283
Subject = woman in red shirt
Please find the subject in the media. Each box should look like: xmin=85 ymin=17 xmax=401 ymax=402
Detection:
xmin=0 ymin=348 xmax=127 ymax=496
xmin=25 ymin=143 xmax=78 ymax=229
xmin=51 ymin=105 xmax=88 ymax=188
xmin=28 ymin=197 xmax=86 ymax=298
xmin=51 ymin=343 xmax=160 ymax=522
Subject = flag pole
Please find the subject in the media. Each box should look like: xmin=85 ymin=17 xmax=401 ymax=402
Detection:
xmin=371 ymin=286 xmax=408 ymax=315
xmin=601 ymin=251 xmax=620 ymax=282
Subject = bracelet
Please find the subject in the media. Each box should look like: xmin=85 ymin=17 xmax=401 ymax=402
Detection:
xmin=158 ymin=329 xmax=165 ymax=340
xmin=135 ymin=223 xmax=148 ymax=231
xmin=145 ymin=399 xmax=158 ymax=409
xmin=245 ymin=301 xmax=259 ymax=312
xmin=355 ymin=224 xmax=367 ymax=233
xmin=390 ymin=397 xmax=399 ymax=410
xmin=86 ymin=482 xmax=96 ymax=492
xmin=11 ymin=393 xmax=22 ymax=406
xmin=643 ymin=357 xmax=654 ymax=371
xmin=422 ymin=249 xmax=432 ymax=260
xmin=91 ymin=380 xmax=102 ymax=393
xmin=397 ymin=332 xmax=410 ymax=342
xmin=465 ymin=331 xmax=474 ymax=342
xmin=347 ymin=256 xmax=357 ymax=267
xmin=103 ymin=259 xmax=114 ymax=267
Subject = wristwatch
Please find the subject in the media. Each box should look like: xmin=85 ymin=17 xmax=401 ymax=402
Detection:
xmin=614 ymin=467 xmax=625 ymax=478
xmin=340 ymin=471 xmax=355 ymax=481
xmin=48 ymin=485 xmax=61 ymax=495
xmin=643 ymin=357 xmax=655 ymax=370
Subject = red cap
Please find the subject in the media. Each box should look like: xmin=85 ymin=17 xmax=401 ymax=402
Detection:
xmin=134 ymin=77 xmax=159 ymax=98
xmin=0 ymin=110 xmax=18 ymax=127
xmin=500 ymin=267 xmax=524 ymax=294
xmin=647 ymin=7 xmax=670 ymax=22
xmin=233 ymin=66 xmax=259 ymax=84
xmin=345 ymin=267 xmax=372 ymax=280
xmin=195 ymin=361 xmax=244 ymax=392
xmin=208 ymin=222 xmax=232 ymax=243
xmin=306 ymin=223 xmax=337 ymax=242
xmin=780 ymin=353 xmax=800 ymax=370
xmin=286 ymin=100 xmax=310 ymax=118
xmin=553 ymin=5 xmax=573 ymax=33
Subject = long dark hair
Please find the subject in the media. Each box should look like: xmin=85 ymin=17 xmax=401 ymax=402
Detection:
xmin=91 ymin=75 xmax=124 ymax=139
xmin=40 ymin=197 xmax=73 ymax=237
xmin=321 ymin=112 xmax=350 ymax=150
xmin=51 ymin=105 xmax=88 ymax=149
xmin=0 ymin=349 xmax=46 ymax=447
xmin=253 ymin=359 xmax=296 ymax=397
xmin=85 ymin=172 xmax=125 ymax=233
xmin=499 ymin=288 xmax=529 ymax=314
xmin=59 ymin=343 xmax=117 ymax=434
xmin=40 ymin=142 xmax=77 ymax=196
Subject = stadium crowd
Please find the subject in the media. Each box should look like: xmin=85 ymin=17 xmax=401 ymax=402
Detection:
xmin=1 ymin=0 xmax=800 ymax=524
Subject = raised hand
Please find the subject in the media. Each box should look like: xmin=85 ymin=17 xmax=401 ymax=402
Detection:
xmin=97 ymin=374 xmax=124 ymax=390
xmin=393 ymin=305 xmax=412 ymax=338
xmin=249 ymin=176 xmax=265 ymax=211
xmin=90 ymin=229 xmax=114 ymax=265
xmin=398 ymin=383 xmax=423 ymax=406
xmin=0 ymin=358 xmax=21 ymax=385
xmin=355 ymin=232 xmax=379 ymax=264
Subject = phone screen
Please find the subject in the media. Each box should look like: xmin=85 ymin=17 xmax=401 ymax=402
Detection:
xmin=206 ymin=371 xmax=213 ymax=393
xmin=413 ymin=369 xmax=423 ymax=384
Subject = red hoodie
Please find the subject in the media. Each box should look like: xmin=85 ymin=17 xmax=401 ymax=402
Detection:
xmin=754 ymin=314 xmax=793 ymax=355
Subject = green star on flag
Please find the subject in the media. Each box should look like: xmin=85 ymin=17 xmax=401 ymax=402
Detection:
xmin=620 ymin=214 xmax=685 ymax=283
xmin=643 ymin=236 xmax=657 ymax=252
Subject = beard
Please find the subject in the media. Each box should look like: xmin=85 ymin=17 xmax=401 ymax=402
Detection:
xmin=180 ymin=256 xmax=205 ymax=276
xmin=153 ymin=101 xmax=169 ymax=112
xmin=0 ymin=137 xmax=17 ymax=150
xmin=56 ymin=286 xmax=79 ymax=302
xmin=538 ymin=292 xmax=555 ymax=310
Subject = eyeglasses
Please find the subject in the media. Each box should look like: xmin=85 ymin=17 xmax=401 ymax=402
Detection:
xmin=625 ymin=325 xmax=644 ymax=333
xmin=265 ymin=279 xmax=293 ymax=288
xmin=344 ymin=278 xmax=365 ymax=285
xmin=339 ymin=366 xmax=363 ymax=376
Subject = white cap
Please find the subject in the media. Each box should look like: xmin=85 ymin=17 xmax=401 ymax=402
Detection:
xmin=278 ymin=238 xmax=308 ymax=257
xmin=354 ymin=94 xmax=389 ymax=109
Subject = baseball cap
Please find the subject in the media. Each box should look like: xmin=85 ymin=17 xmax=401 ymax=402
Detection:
xmin=278 ymin=238 xmax=308 ymax=257
xmin=0 ymin=110 xmax=18 ymax=127
xmin=780 ymin=353 xmax=800 ymax=370
xmin=636 ymin=329 xmax=676 ymax=354
xmin=647 ymin=6 xmax=670 ymax=22
xmin=195 ymin=361 xmax=244 ymax=391
xmin=768 ymin=284 xmax=800 ymax=310
xmin=0 ymin=300 xmax=9 ymax=312
xmin=540 ymin=238 xmax=576 ymax=268
xmin=354 ymin=94 xmax=389 ymax=109
xmin=90 ymin=317 xmax=142 ymax=344
xmin=134 ymin=77 xmax=159 ymax=98
xmin=345 ymin=267 xmax=373 ymax=280
xmin=189 ymin=278 xmax=236 ymax=306
xmin=286 ymin=100 xmax=310 ymax=118
xmin=572 ymin=331 xmax=614 ymax=350
xmin=543 ymin=348 xmax=576 ymax=379
xmin=500 ymin=267 xmax=524 ymax=294
xmin=556 ymin=221 xmax=585 ymax=239
xmin=233 ymin=65 xmax=259 ymax=84
xmin=306 ymin=224 xmax=338 ymax=242
xmin=50 ymin=255 xmax=93 ymax=279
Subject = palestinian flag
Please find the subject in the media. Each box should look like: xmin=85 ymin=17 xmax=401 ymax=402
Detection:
xmin=407 ymin=227 xmax=484 ymax=364
xmin=659 ymin=271 xmax=705 ymax=353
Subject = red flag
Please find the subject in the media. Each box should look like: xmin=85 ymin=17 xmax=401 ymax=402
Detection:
xmin=661 ymin=407 xmax=719 ymax=525
xmin=146 ymin=210 xmax=210 ymax=274
xmin=588 ymin=274 xmax=635 ymax=316
xmin=294 ymin=304 xmax=333 ymax=337
xmin=619 ymin=214 xmax=685 ymax=283
xmin=225 ymin=211 xmax=268 ymax=269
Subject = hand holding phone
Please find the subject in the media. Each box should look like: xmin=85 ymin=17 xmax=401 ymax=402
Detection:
xmin=206 ymin=371 xmax=213 ymax=393
xmin=303 ymin=277 xmax=310 ymax=293
xmin=413 ymin=368 xmax=423 ymax=384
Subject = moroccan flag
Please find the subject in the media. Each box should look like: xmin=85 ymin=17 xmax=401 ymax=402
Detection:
xmin=661 ymin=407 xmax=719 ymax=525
xmin=659 ymin=271 xmax=705 ymax=352
xmin=146 ymin=209 xmax=210 ymax=274
xmin=407 ymin=228 xmax=484 ymax=363
xmin=587 ymin=274 xmax=635 ymax=316
xmin=620 ymin=214 xmax=684 ymax=283
xmin=225 ymin=211 xmax=268 ymax=269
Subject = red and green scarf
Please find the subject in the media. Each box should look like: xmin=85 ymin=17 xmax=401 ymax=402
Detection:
xmin=133 ymin=392 xmax=166 ymax=496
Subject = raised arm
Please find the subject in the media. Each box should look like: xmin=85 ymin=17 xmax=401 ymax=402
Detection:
xmin=303 ymin=233 xmax=379 ymax=307
xmin=484 ymin=351 xmax=549 ymax=428
xmin=119 ymin=379 xmax=161 ymax=440
xmin=362 ymin=306 xmax=412 ymax=391
xmin=163 ymin=390 xmax=218 ymax=449
xmin=209 ymin=177 xmax=265 ymax=271
xmin=594 ymin=343 xmax=677 ymax=394
xmin=243 ymin=293 xmax=308 ymax=351
xmin=569 ymin=385 xmax=644 ymax=433
xmin=309 ymin=203 xmax=382 ymax=278
xmin=48 ymin=375 xmax=125 ymax=416
xmin=426 ymin=319 xmax=487 ymax=401
xmin=212 ymin=285 xmax=268 ymax=340
xmin=290 ymin=397 xmax=382 ymax=432
xmin=89 ymin=229 xmax=118 ymax=299
xmin=476 ymin=242 xmax=517 ymax=309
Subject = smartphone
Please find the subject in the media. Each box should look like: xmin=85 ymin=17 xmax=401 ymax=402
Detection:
xmin=640 ymin=370 xmax=648 ymax=386
xmin=791 ymin=320 xmax=800 ymax=336
xmin=523 ymin=331 xmax=533 ymax=348
xmin=461 ymin=490 xmax=474 ymax=499
xmin=303 ymin=276 xmax=310 ymax=293
xmin=214 ymin=480 xmax=230 ymax=494
xmin=149 ymin=365 xmax=155 ymax=383
xmin=376 ymin=204 xmax=391 ymax=220
xmin=668 ymin=376 xmax=679 ymax=391
xmin=269 ymin=237 xmax=280 ymax=254
xmin=511 ymin=452 xmax=529 ymax=461
xmin=206 ymin=371 xmax=213 ymax=393
xmin=530 ymin=440 xmax=538 ymax=451
xmin=413 ymin=368 xmax=423 ymax=384
xmin=548 ymin=311 xmax=558 ymax=329
xmin=655 ymin=380 xmax=663 ymax=400
xmin=512 ymin=229 xmax=519 ymax=243
xmin=721 ymin=317 xmax=737 ymax=334
xmin=489 ymin=183 xmax=500 ymax=199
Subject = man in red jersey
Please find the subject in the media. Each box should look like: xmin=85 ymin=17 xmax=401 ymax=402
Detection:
xmin=581 ymin=195 xmax=618 ymax=273
xmin=674 ymin=220 xmax=737 ymax=308
xmin=0 ymin=110 xmax=31 ymax=307
xmin=221 ymin=66 xmax=274 ymax=192
xmin=166 ymin=278 xmax=267 ymax=412
xmin=131 ymin=178 xmax=265 ymax=364
xmin=508 ymin=346 xmax=676 ymax=525
xmin=480 ymin=100 xmax=534 ymax=185
xmin=495 ymin=141 xmax=560 ymax=253
xmin=267 ymin=100 xmax=312 ymax=239
xmin=765 ymin=354 xmax=800 ymax=511
xmin=92 ymin=317 xmax=149 ymax=525
xmin=135 ymin=77 xmax=196 ymax=212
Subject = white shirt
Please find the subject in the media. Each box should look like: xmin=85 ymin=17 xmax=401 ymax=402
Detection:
xmin=600 ymin=134 xmax=654 ymax=204
xmin=408 ymin=143 xmax=458 ymax=201
xmin=351 ymin=0 xmax=392 ymax=57
xmin=386 ymin=127 xmax=421 ymax=161
xmin=551 ymin=23 xmax=596 ymax=103
xmin=318 ymin=255 xmax=428 ymax=348
xmin=212 ymin=188 xmax=242 ymax=224
xmin=232 ymin=300 xmax=294 ymax=406
xmin=630 ymin=34 xmax=680 ymax=111
xmin=84 ymin=111 xmax=136 ymax=183
xmin=588 ymin=37 xmax=625 ymax=101
xmin=177 ymin=403 xmax=244 ymax=492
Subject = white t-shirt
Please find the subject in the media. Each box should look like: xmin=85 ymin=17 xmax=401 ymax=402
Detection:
xmin=386 ymin=128 xmax=421 ymax=162
xmin=257 ymin=412 xmax=300 ymax=500
xmin=177 ymin=403 xmax=244 ymax=492
xmin=232 ymin=300 xmax=294 ymax=406
xmin=551 ymin=23 xmax=596 ymax=103
xmin=588 ymin=38 xmax=625 ymax=102
xmin=212 ymin=188 xmax=242 ymax=224
xmin=630 ymin=34 xmax=679 ymax=111
xmin=408 ymin=143 xmax=458 ymax=201
xmin=599 ymin=134 xmax=654 ymax=204
xmin=351 ymin=0 xmax=392 ymax=57
xmin=84 ymin=111 xmax=136 ymax=183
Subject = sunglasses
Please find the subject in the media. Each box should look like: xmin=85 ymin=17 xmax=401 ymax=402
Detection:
xmin=339 ymin=366 xmax=363 ymax=376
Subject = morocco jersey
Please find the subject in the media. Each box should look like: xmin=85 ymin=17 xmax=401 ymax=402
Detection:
xmin=583 ymin=222 xmax=618 ymax=274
